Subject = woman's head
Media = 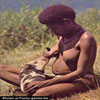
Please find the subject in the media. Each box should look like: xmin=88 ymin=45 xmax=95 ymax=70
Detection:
xmin=38 ymin=4 xmax=76 ymax=24
xmin=38 ymin=4 xmax=79 ymax=36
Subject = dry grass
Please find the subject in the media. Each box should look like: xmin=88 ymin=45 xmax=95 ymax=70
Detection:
xmin=0 ymin=38 xmax=100 ymax=100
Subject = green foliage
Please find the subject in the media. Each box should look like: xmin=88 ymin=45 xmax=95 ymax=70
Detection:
xmin=0 ymin=6 xmax=55 ymax=51
xmin=0 ymin=6 xmax=100 ymax=52
xmin=76 ymin=9 xmax=100 ymax=35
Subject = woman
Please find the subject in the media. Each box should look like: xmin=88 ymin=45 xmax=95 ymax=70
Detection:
xmin=0 ymin=4 xmax=97 ymax=98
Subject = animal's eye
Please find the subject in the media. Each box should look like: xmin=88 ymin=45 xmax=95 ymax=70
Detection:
xmin=34 ymin=61 xmax=38 ymax=64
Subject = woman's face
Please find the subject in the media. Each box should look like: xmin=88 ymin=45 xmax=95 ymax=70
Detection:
xmin=46 ymin=20 xmax=71 ymax=36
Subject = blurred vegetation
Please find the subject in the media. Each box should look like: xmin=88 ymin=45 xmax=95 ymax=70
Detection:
xmin=76 ymin=8 xmax=100 ymax=35
xmin=0 ymin=6 xmax=55 ymax=53
xmin=0 ymin=6 xmax=100 ymax=53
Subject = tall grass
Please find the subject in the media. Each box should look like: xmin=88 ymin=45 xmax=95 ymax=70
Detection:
xmin=76 ymin=8 xmax=100 ymax=41
xmin=0 ymin=7 xmax=100 ymax=53
xmin=0 ymin=6 xmax=55 ymax=52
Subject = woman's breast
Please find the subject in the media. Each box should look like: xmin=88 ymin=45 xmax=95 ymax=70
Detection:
xmin=52 ymin=55 xmax=71 ymax=75
xmin=63 ymin=48 xmax=80 ymax=71
xmin=63 ymin=48 xmax=80 ymax=62
xmin=52 ymin=47 xmax=80 ymax=75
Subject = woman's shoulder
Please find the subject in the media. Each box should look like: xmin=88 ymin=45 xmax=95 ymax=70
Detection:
xmin=79 ymin=31 xmax=97 ymax=48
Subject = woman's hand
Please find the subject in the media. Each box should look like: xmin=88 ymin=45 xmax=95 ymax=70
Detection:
xmin=45 ymin=47 xmax=59 ymax=58
xmin=25 ymin=80 xmax=50 ymax=94
xmin=25 ymin=77 xmax=61 ymax=94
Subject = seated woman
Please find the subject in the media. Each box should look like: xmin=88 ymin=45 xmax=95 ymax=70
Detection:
xmin=0 ymin=4 xmax=97 ymax=98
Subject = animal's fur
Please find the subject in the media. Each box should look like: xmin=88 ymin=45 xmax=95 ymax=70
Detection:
xmin=20 ymin=56 xmax=49 ymax=93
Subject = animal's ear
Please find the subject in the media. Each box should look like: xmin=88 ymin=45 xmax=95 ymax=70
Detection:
xmin=26 ymin=60 xmax=38 ymax=66
xmin=25 ymin=64 xmax=32 ymax=67
xmin=25 ymin=64 xmax=35 ymax=69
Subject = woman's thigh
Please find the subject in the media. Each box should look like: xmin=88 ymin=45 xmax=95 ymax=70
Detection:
xmin=33 ymin=78 xmax=94 ymax=98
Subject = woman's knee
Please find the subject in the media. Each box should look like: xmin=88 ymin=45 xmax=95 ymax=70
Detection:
xmin=0 ymin=64 xmax=20 ymax=74
xmin=0 ymin=65 xmax=11 ymax=76
xmin=0 ymin=65 xmax=9 ymax=71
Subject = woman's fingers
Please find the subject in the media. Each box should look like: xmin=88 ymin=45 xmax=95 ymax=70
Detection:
xmin=25 ymin=85 xmax=38 ymax=93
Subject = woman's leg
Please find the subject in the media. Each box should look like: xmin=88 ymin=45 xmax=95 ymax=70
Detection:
xmin=0 ymin=65 xmax=20 ymax=86
xmin=32 ymin=76 xmax=96 ymax=98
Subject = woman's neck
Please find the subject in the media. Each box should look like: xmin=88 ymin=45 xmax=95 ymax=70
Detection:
xmin=63 ymin=23 xmax=81 ymax=40
xmin=62 ymin=27 xmax=85 ymax=45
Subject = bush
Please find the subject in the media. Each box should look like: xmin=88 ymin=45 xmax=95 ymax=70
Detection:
xmin=0 ymin=6 xmax=54 ymax=50
xmin=0 ymin=7 xmax=100 ymax=51
xmin=76 ymin=8 xmax=100 ymax=35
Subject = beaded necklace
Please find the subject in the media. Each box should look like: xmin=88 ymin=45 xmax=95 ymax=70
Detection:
xmin=58 ymin=27 xmax=86 ymax=55
xmin=64 ymin=27 xmax=86 ymax=44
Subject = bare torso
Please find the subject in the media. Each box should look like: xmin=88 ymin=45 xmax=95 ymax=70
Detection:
xmin=52 ymin=31 xmax=96 ymax=75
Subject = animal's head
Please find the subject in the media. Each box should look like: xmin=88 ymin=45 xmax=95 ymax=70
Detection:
xmin=27 ymin=56 xmax=49 ymax=71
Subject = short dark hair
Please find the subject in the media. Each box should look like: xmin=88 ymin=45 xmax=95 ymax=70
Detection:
xmin=38 ymin=4 xmax=76 ymax=24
